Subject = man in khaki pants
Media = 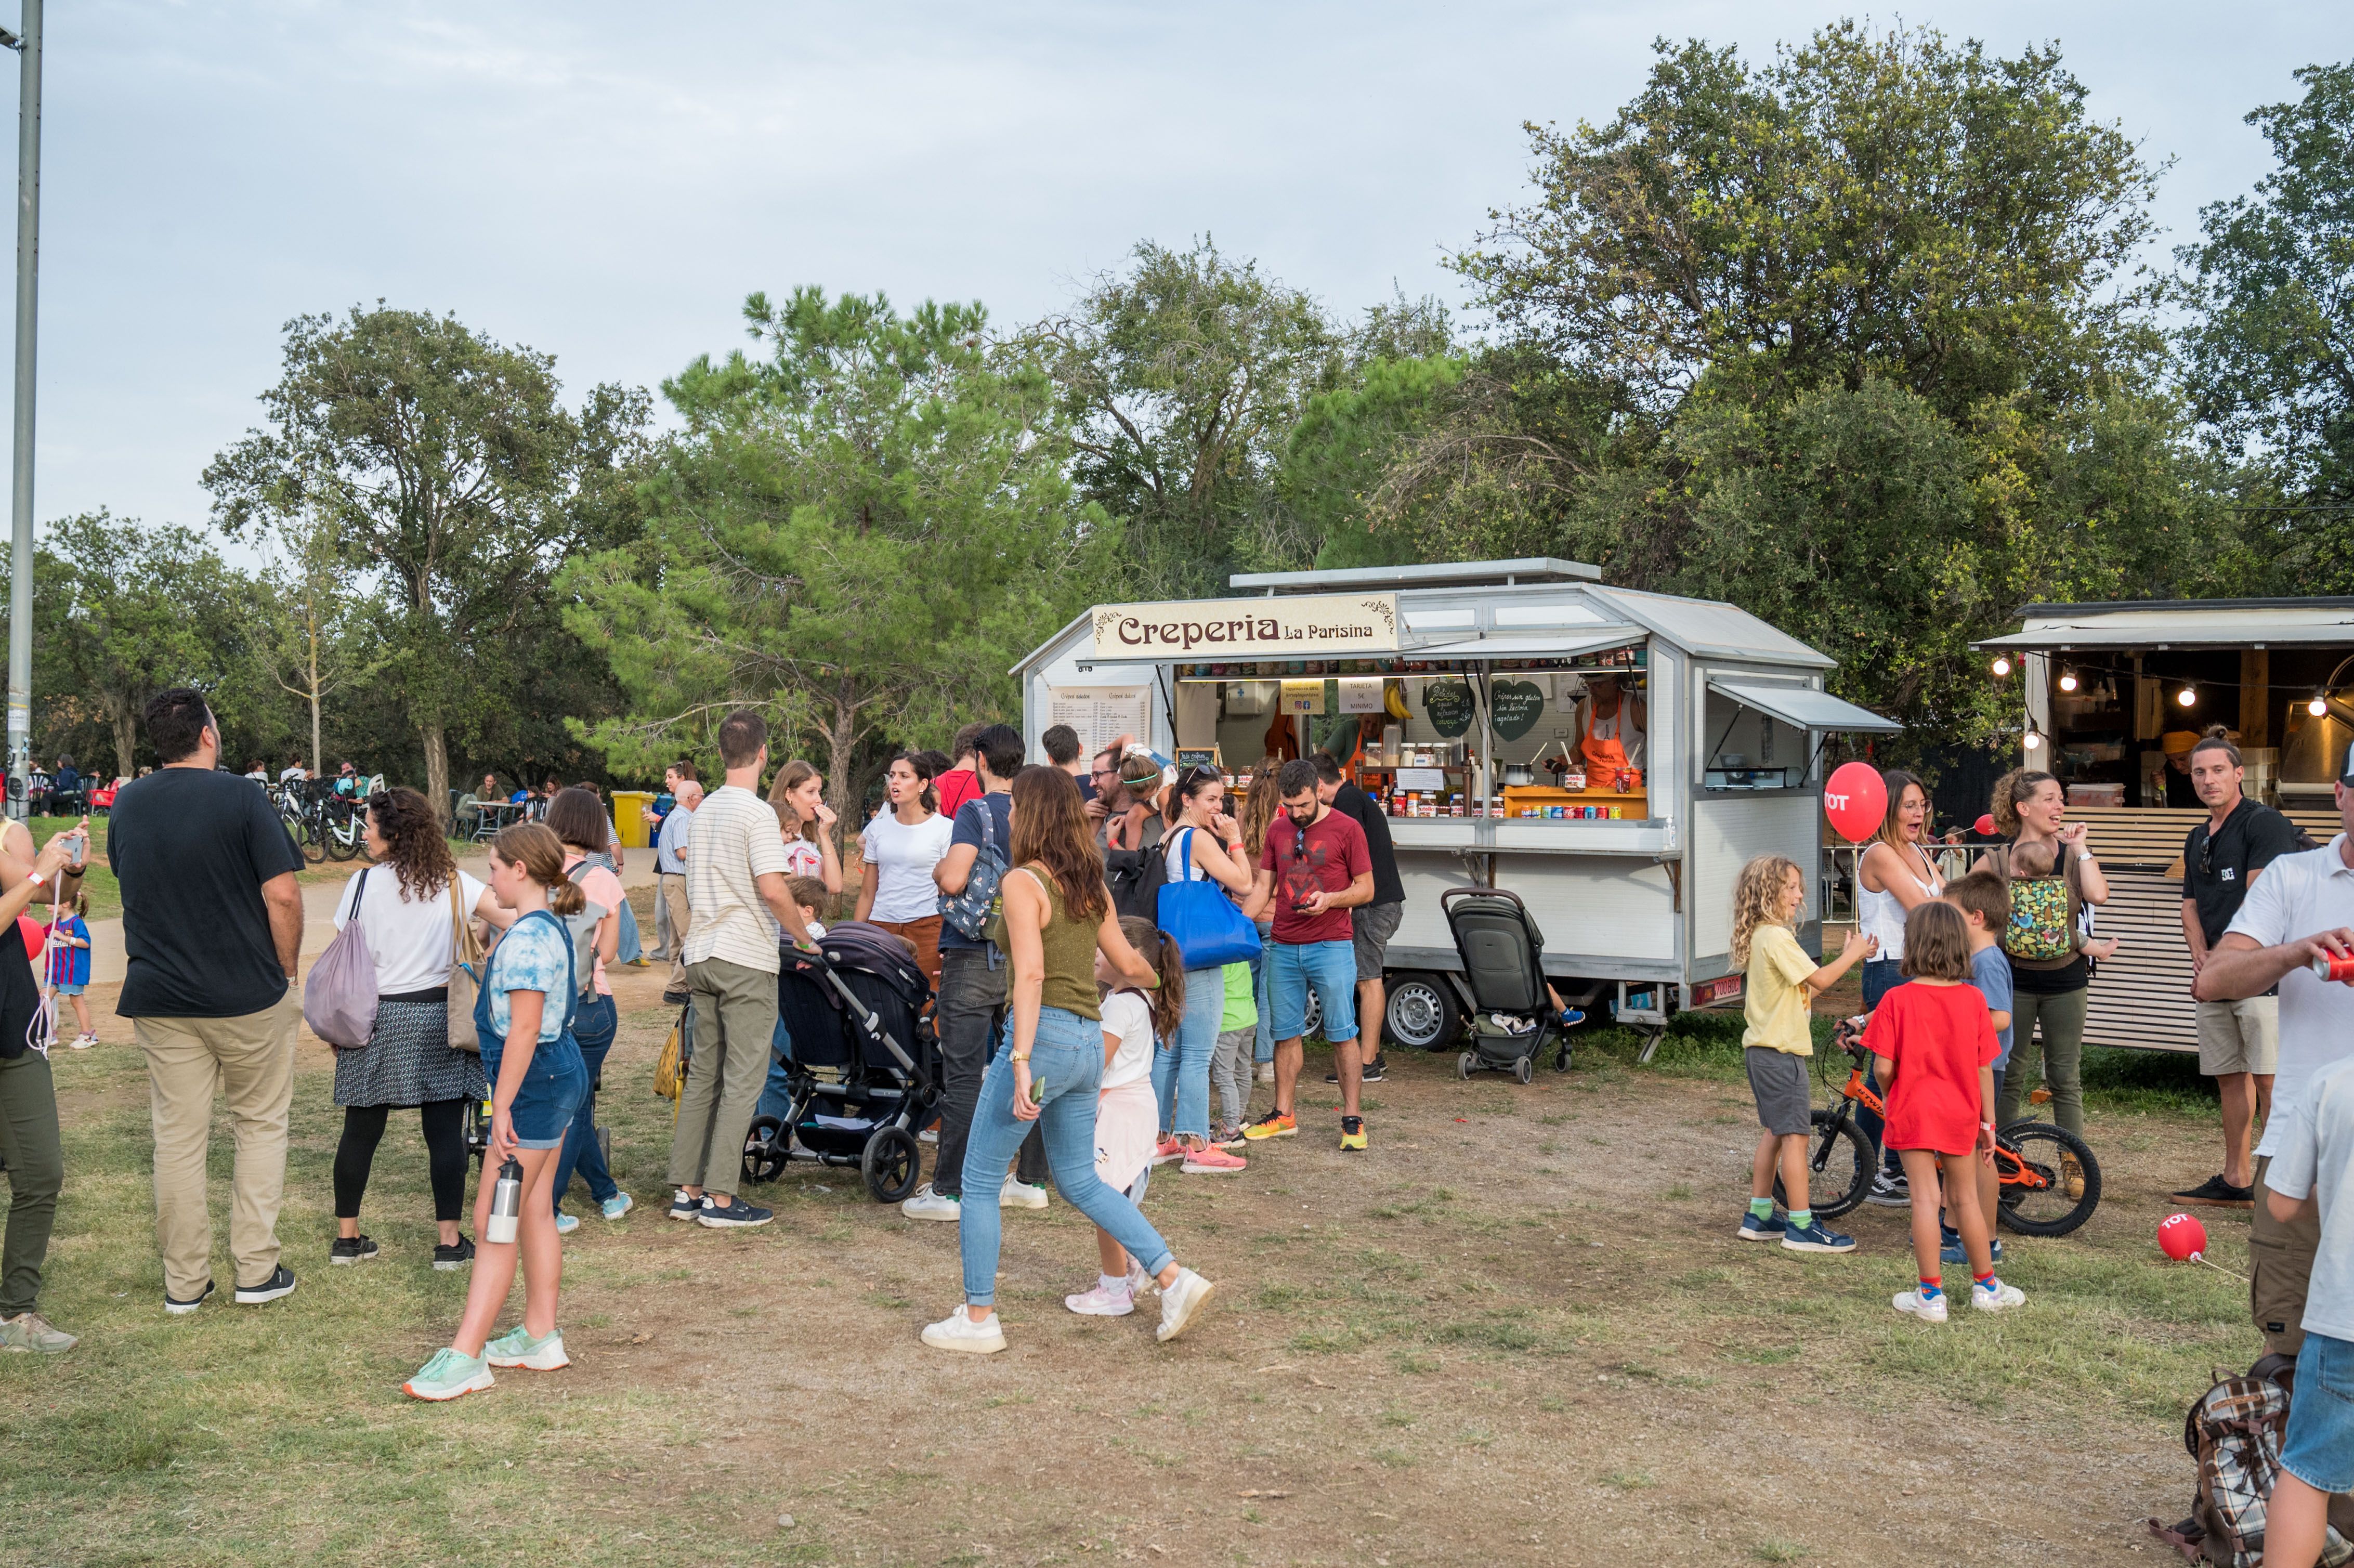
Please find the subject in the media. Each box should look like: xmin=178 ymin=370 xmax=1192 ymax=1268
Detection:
xmin=108 ymin=689 xmax=306 ymax=1313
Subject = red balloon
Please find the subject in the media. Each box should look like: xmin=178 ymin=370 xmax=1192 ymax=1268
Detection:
xmin=1973 ymin=814 xmax=1998 ymax=838
xmin=1824 ymin=762 xmax=1888 ymax=844
xmin=2159 ymin=1211 xmax=2208 ymax=1262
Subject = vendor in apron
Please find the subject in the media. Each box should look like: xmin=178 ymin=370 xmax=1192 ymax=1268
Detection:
xmin=1579 ymin=676 xmax=1645 ymax=790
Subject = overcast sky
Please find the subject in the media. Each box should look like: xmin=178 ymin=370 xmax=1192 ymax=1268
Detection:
xmin=15 ymin=1 xmax=2352 ymax=543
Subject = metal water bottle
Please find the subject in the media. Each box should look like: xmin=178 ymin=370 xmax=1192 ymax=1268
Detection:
xmin=486 ymin=1157 xmax=524 ymax=1244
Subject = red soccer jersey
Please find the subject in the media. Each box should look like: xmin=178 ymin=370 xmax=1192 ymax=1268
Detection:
xmin=1863 ymin=982 xmax=2000 ymax=1156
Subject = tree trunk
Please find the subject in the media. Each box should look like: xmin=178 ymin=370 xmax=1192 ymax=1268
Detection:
xmin=307 ymin=603 xmax=323 ymax=775
xmin=421 ymin=721 xmax=450 ymax=827
xmin=823 ymin=683 xmax=858 ymax=869
xmin=108 ymin=696 xmax=137 ymax=781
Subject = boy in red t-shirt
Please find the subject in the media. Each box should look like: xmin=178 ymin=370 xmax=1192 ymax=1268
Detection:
xmin=1241 ymin=759 xmax=1374 ymax=1149
xmin=1865 ymin=899 xmax=2025 ymax=1323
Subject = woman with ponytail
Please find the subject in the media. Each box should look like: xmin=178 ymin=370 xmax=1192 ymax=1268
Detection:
xmin=856 ymin=751 xmax=951 ymax=986
xmin=1976 ymin=769 xmax=2110 ymax=1148
xmin=922 ymin=766 xmax=1218 ymax=1354
xmin=1066 ymin=916 xmax=1187 ymax=1317
xmin=403 ymin=822 xmax=591 ymax=1402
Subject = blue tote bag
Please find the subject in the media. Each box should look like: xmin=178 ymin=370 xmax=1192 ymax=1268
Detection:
xmin=1154 ymin=827 xmax=1262 ymax=970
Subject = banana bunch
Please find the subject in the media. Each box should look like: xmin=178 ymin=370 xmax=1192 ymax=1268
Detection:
xmin=1383 ymin=678 xmax=1410 ymax=721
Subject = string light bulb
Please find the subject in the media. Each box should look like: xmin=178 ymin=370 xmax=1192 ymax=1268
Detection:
xmin=2177 ymin=685 xmax=2198 ymax=708
xmin=2022 ymin=727 xmax=2044 ymax=750
xmin=1991 ymin=656 xmax=2012 ymax=678
xmin=2058 ymin=670 xmax=2078 ymax=692
xmin=2312 ymin=695 xmax=2330 ymax=718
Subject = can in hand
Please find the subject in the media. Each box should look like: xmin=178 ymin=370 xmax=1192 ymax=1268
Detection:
xmin=2310 ymin=952 xmax=2354 ymax=983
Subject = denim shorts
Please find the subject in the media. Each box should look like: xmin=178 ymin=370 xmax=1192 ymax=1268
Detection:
xmin=485 ymin=1037 xmax=589 ymax=1151
xmin=1270 ymin=939 xmax=1358 ymax=1043
xmin=2281 ymin=1329 xmax=2354 ymax=1494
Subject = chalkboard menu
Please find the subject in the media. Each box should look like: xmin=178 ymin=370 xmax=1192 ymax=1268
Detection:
xmin=1423 ymin=678 xmax=1474 ymax=738
xmin=1489 ymin=678 xmax=1547 ymax=741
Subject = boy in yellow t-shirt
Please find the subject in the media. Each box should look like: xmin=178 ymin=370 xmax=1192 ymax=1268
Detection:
xmin=1732 ymin=855 xmax=1877 ymax=1253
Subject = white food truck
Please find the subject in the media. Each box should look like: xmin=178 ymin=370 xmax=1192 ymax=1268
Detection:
xmin=1014 ymin=559 xmax=1899 ymax=1051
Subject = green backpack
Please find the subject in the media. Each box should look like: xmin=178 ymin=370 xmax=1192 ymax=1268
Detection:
xmin=2004 ymin=876 xmax=2074 ymax=962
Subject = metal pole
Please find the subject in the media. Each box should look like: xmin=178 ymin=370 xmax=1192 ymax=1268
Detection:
xmin=4 ymin=2 xmax=37 ymax=819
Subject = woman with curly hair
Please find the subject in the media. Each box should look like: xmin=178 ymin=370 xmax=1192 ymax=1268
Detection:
xmin=923 ymin=765 xmax=1218 ymax=1355
xmin=1974 ymin=769 xmax=2111 ymax=1142
xmin=329 ymin=787 xmax=511 ymax=1273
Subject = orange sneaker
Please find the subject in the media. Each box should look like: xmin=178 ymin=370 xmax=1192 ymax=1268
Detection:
xmin=1182 ymin=1143 xmax=1247 ymax=1173
xmin=1241 ymin=1110 xmax=1296 ymax=1141
xmin=1150 ymin=1135 xmax=1186 ymax=1168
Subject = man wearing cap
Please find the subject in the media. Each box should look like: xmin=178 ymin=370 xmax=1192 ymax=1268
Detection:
xmin=2176 ymin=733 xmax=2303 ymax=1207
xmin=2194 ymin=739 xmax=2354 ymax=1357
xmin=2156 ymin=730 xmax=2202 ymax=807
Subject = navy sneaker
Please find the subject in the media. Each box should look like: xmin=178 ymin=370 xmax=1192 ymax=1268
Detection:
xmin=696 ymin=1197 xmax=773 ymax=1230
xmin=668 ymin=1190 xmax=705 ymax=1222
xmin=1736 ymin=1211 xmax=1787 ymax=1242
xmin=1781 ymin=1220 xmax=1856 ymax=1254
xmin=163 ymin=1279 xmax=215 ymax=1316
xmin=1940 ymin=1236 xmax=2004 ymax=1265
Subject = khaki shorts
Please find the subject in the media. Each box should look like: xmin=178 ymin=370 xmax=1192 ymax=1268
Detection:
xmin=2253 ymin=1154 xmax=2321 ymax=1357
xmin=2194 ymin=995 xmax=2279 ymax=1076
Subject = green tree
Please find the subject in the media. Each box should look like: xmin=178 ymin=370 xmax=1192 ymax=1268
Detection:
xmin=1029 ymin=238 xmax=1341 ymax=595
xmin=31 ymin=512 xmax=249 ymax=777
xmin=564 ymin=286 xmax=1110 ymax=817
xmin=2177 ymin=62 xmax=2354 ymax=585
xmin=253 ymin=511 xmax=382 ymax=776
xmin=204 ymin=306 xmax=651 ymax=819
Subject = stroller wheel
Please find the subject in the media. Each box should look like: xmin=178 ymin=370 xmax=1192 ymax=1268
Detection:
xmin=1552 ymin=1040 xmax=1573 ymax=1073
xmin=862 ymin=1127 xmax=921 ymax=1205
xmin=740 ymin=1115 xmax=788 ymax=1186
xmin=1513 ymin=1056 xmax=1533 ymax=1085
xmin=1456 ymin=1051 xmax=1476 ymax=1080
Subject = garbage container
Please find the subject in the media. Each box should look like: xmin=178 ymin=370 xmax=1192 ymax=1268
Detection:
xmin=612 ymin=790 xmax=655 ymax=849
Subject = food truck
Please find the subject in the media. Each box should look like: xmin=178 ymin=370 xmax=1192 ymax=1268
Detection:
xmin=1973 ymin=597 xmax=2354 ymax=1052
xmin=1014 ymin=559 xmax=1900 ymax=1051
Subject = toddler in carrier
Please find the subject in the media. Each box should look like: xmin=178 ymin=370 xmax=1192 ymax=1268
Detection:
xmin=1066 ymin=917 xmax=1185 ymax=1318
xmin=2002 ymin=840 xmax=2117 ymax=963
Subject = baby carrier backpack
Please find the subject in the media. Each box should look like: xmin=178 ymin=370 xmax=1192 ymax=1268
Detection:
xmin=2004 ymin=875 xmax=2073 ymax=961
xmin=2147 ymin=1355 xmax=2354 ymax=1565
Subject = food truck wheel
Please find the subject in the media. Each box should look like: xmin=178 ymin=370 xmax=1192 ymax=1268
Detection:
xmin=1383 ymin=975 xmax=1460 ymax=1050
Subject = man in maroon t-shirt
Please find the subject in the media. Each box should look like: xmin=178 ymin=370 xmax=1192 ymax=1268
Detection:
xmin=1243 ymin=759 xmax=1376 ymax=1150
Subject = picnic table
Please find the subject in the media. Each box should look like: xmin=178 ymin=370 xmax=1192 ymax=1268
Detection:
xmin=470 ymin=800 xmax=527 ymax=842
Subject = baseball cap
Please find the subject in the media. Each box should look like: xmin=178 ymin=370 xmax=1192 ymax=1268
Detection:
xmin=2339 ymin=739 xmax=2354 ymax=785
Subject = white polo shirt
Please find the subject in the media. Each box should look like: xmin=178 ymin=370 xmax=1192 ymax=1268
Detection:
xmin=2221 ymin=834 xmax=2354 ymax=1158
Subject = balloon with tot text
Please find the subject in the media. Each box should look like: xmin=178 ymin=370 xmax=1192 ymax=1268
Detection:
xmin=2158 ymin=1211 xmax=2207 ymax=1261
xmin=1823 ymin=763 xmax=1888 ymax=844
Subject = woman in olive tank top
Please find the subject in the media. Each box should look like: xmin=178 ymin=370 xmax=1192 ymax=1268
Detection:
xmin=923 ymin=766 xmax=1220 ymax=1355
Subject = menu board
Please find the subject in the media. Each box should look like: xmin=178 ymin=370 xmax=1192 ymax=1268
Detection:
xmin=1045 ymin=686 xmax=1153 ymax=759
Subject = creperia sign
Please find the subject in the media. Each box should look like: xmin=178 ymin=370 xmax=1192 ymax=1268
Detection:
xmin=1091 ymin=595 xmax=1400 ymax=657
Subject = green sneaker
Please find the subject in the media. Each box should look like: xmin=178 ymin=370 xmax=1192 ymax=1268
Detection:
xmin=0 ymin=1311 xmax=76 ymax=1353
xmin=402 ymin=1347 xmax=494 ymax=1402
xmin=482 ymin=1325 xmax=569 ymax=1371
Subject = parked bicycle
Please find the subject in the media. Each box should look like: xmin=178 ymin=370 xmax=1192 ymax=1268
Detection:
xmin=1773 ymin=1016 xmax=2102 ymax=1236
xmin=275 ymin=777 xmax=368 ymax=863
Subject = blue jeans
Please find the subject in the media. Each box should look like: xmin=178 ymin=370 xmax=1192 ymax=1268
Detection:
xmin=957 ymin=1005 xmax=1173 ymax=1306
xmin=552 ymin=1034 xmax=619 ymax=1210
xmin=1249 ymin=936 xmax=1273 ymax=1064
xmin=1860 ymin=958 xmax=1905 ymax=1010
xmin=1152 ymin=966 xmax=1223 ymax=1141
xmin=757 ymin=1015 xmax=794 ymax=1123
xmin=1270 ymin=939 xmax=1358 ymax=1042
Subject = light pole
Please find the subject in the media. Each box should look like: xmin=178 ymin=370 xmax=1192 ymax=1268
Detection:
xmin=2 ymin=3 xmax=36 ymax=819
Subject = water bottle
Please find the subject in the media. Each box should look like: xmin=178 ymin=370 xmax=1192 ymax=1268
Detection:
xmin=485 ymin=1157 xmax=523 ymax=1244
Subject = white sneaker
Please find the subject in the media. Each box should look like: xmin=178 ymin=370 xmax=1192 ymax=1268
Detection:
xmin=900 ymin=1183 xmax=961 ymax=1222
xmin=1125 ymin=1262 xmax=1157 ymax=1299
xmin=1064 ymin=1281 xmax=1135 ymax=1317
xmin=69 ymin=1034 xmax=94 ymax=1051
xmin=1000 ymin=1181 xmax=1049 ymax=1210
xmin=1891 ymin=1288 xmax=1949 ymax=1324
xmin=919 ymin=1127 xmax=938 ymax=1144
xmin=1971 ymin=1279 xmax=2027 ymax=1312
xmin=1155 ymin=1267 xmax=1216 ymax=1343
xmin=921 ymin=1308 xmax=1007 ymax=1354
xmin=1256 ymin=1063 xmax=1274 ymax=1084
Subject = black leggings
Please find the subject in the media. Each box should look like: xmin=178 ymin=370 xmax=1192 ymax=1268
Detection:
xmin=334 ymin=1100 xmax=469 ymax=1223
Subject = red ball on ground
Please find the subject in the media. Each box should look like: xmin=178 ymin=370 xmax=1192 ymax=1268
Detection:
xmin=2159 ymin=1211 xmax=2208 ymax=1261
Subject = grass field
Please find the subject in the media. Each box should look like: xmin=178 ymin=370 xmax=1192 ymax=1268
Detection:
xmin=0 ymin=980 xmax=2256 ymax=1566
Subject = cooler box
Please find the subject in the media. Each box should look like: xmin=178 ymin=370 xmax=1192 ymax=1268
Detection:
xmin=612 ymin=790 xmax=655 ymax=848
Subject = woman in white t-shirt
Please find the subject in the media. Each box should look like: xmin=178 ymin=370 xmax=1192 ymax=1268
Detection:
xmin=330 ymin=788 xmax=509 ymax=1271
xmin=855 ymin=752 xmax=953 ymax=985
xmin=1066 ymin=918 xmax=1186 ymax=1318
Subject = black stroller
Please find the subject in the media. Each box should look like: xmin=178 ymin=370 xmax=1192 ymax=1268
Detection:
xmin=1442 ymin=887 xmax=1571 ymax=1082
xmin=740 ymin=923 xmax=941 ymax=1203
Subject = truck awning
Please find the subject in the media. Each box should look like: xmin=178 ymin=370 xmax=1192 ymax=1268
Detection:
xmin=1708 ymin=678 xmax=1901 ymax=734
xmin=1404 ymin=629 xmax=1643 ymax=661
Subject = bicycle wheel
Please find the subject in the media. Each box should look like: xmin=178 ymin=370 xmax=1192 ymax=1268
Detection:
xmin=326 ymin=812 xmax=361 ymax=860
xmin=1996 ymin=1121 xmax=2101 ymax=1236
xmin=1771 ymin=1107 xmax=1875 ymax=1220
xmin=285 ymin=810 xmax=322 ymax=864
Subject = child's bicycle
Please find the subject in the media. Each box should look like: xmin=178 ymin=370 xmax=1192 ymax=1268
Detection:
xmin=1771 ymin=1016 xmax=2103 ymax=1236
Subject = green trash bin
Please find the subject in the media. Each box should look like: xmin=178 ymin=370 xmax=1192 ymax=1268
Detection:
xmin=612 ymin=790 xmax=655 ymax=849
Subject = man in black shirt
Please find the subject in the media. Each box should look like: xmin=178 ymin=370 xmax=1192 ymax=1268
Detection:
xmin=111 ymin=689 xmax=306 ymax=1313
xmin=1314 ymin=753 xmax=1405 ymax=1080
xmin=2177 ymin=732 xmax=2304 ymax=1206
